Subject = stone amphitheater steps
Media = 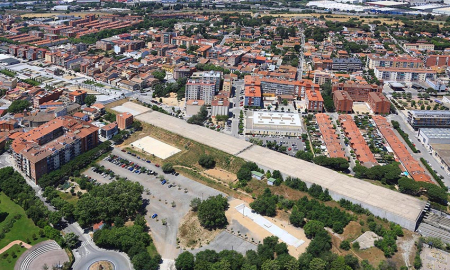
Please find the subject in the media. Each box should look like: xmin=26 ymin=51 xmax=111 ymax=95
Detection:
xmin=19 ymin=241 xmax=60 ymax=270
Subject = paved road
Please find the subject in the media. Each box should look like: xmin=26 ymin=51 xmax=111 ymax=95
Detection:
xmin=68 ymin=222 xmax=132 ymax=270
xmin=231 ymin=80 xmax=244 ymax=137
xmin=105 ymin=148 xmax=223 ymax=259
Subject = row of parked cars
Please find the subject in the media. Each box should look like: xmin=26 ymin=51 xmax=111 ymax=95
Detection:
xmin=106 ymin=155 xmax=158 ymax=176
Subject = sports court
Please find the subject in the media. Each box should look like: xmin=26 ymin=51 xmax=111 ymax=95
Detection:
xmin=112 ymin=101 xmax=151 ymax=116
xmin=131 ymin=136 xmax=181 ymax=159
xmin=235 ymin=203 xmax=305 ymax=248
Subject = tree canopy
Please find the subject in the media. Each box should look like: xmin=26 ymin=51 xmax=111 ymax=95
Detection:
xmin=197 ymin=195 xmax=229 ymax=229
xmin=8 ymin=100 xmax=31 ymax=113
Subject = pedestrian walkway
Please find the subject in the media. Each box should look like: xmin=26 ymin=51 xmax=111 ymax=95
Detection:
xmin=0 ymin=240 xmax=31 ymax=254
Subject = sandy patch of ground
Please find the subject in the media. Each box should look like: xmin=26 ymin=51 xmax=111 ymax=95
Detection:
xmin=353 ymin=102 xmax=371 ymax=114
xmin=161 ymin=93 xmax=184 ymax=107
xmin=63 ymin=75 xmax=76 ymax=80
xmin=421 ymin=245 xmax=450 ymax=270
xmin=131 ymin=136 xmax=181 ymax=159
xmin=226 ymin=199 xmax=310 ymax=258
xmin=204 ymin=168 xmax=237 ymax=184
xmin=353 ymin=231 xmax=383 ymax=250
xmin=341 ymin=221 xmax=364 ymax=241
xmin=89 ymin=260 xmax=114 ymax=270
xmin=178 ymin=211 xmax=223 ymax=249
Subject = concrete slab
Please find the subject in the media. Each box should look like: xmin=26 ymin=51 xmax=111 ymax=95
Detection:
xmin=131 ymin=136 xmax=181 ymax=159
xmin=235 ymin=204 xmax=305 ymax=248
xmin=353 ymin=231 xmax=383 ymax=250
xmin=112 ymin=101 xmax=151 ymax=116
xmin=136 ymin=111 xmax=252 ymax=156
xmin=191 ymin=231 xmax=257 ymax=255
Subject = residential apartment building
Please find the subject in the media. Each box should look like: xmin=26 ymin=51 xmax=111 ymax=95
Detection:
xmin=191 ymin=71 xmax=222 ymax=92
xmin=373 ymin=67 xmax=436 ymax=82
xmin=332 ymin=58 xmax=362 ymax=72
xmin=333 ymin=90 xmax=353 ymax=113
xmin=407 ymin=110 xmax=450 ymax=130
xmin=244 ymin=85 xmax=262 ymax=107
xmin=405 ymin=43 xmax=435 ymax=51
xmin=69 ymin=90 xmax=87 ymax=105
xmin=100 ymin=122 xmax=118 ymax=139
xmin=366 ymin=55 xmax=424 ymax=70
xmin=368 ymin=92 xmax=390 ymax=114
xmin=332 ymin=82 xmax=382 ymax=102
xmin=12 ymin=116 xmax=99 ymax=182
xmin=305 ymin=89 xmax=324 ymax=112
xmin=117 ymin=112 xmax=134 ymax=130
xmin=211 ymin=99 xmax=230 ymax=116
xmin=185 ymin=79 xmax=216 ymax=105
xmin=426 ymin=55 xmax=450 ymax=67
xmin=313 ymin=70 xmax=333 ymax=85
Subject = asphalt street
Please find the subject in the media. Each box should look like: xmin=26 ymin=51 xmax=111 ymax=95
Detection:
xmin=231 ymin=80 xmax=244 ymax=138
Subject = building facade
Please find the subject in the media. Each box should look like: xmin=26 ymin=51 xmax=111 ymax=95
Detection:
xmin=333 ymin=90 xmax=353 ymax=113
xmin=368 ymin=92 xmax=390 ymax=114
xmin=117 ymin=112 xmax=134 ymax=130
xmin=12 ymin=116 xmax=99 ymax=182
xmin=185 ymin=79 xmax=216 ymax=105
xmin=408 ymin=110 xmax=450 ymax=130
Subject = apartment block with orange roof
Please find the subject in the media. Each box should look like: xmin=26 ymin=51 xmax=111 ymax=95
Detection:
xmin=339 ymin=114 xmax=377 ymax=168
xmin=333 ymin=90 xmax=353 ymax=113
xmin=332 ymin=81 xmax=382 ymax=102
xmin=117 ymin=112 xmax=134 ymax=130
xmin=372 ymin=115 xmax=432 ymax=183
xmin=305 ymin=89 xmax=323 ymax=112
xmin=11 ymin=116 xmax=99 ymax=182
xmin=316 ymin=113 xmax=346 ymax=159
xmin=368 ymin=92 xmax=390 ymax=114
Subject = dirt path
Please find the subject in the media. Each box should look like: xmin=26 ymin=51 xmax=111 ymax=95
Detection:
xmin=400 ymin=233 xmax=419 ymax=268
xmin=0 ymin=240 xmax=32 ymax=254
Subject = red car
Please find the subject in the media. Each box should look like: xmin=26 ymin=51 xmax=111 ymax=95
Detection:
xmin=155 ymin=164 xmax=160 ymax=167
xmin=121 ymin=149 xmax=126 ymax=152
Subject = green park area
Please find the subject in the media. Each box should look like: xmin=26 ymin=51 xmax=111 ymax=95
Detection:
xmin=0 ymin=192 xmax=47 ymax=269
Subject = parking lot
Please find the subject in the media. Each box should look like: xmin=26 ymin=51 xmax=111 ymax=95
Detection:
xmin=246 ymin=135 xmax=305 ymax=156
xmin=95 ymin=148 xmax=223 ymax=259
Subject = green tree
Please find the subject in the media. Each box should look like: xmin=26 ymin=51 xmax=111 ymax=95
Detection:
xmin=162 ymin=163 xmax=174 ymax=173
xmin=152 ymin=70 xmax=166 ymax=81
xmin=85 ymin=94 xmax=97 ymax=107
xmin=304 ymin=220 xmax=325 ymax=239
xmin=63 ymin=232 xmax=79 ymax=249
xmin=250 ymin=188 xmax=278 ymax=217
xmin=340 ymin=240 xmax=351 ymax=250
xmin=8 ymin=100 xmax=31 ymax=113
xmin=176 ymin=251 xmax=195 ymax=270
xmin=198 ymin=155 xmax=216 ymax=169
xmin=48 ymin=211 xmax=62 ymax=225
xmin=197 ymin=195 xmax=229 ymax=229
xmin=309 ymin=258 xmax=327 ymax=270
xmin=289 ymin=205 xmax=305 ymax=227
xmin=190 ymin=198 xmax=202 ymax=212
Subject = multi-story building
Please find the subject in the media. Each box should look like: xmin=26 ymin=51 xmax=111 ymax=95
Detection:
xmin=373 ymin=67 xmax=436 ymax=82
xmin=173 ymin=66 xmax=195 ymax=80
xmin=368 ymin=92 xmax=390 ymax=114
xmin=100 ymin=122 xmax=118 ymax=139
xmin=332 ymin=82 xmax=382 ymax=102
xmin=407 ymin=110 xmax=450 ymax=130
xmin=185 ymin=79 xmax=216 ymax=105
xmin=313 ymin=70 xmax=333 ymax=85
xmin=12 ymin=116 xmax=99 ymax=182
xmin=333 ymin=90 xmax=353 ymax=113
xmin=305 ymin=89 xmax=324 ymax=112
xmin=191 ymin=71 xmax=222 ymax=92
xmin=426 ymin=55 xmax=450 ymax=68
xmin=69 ymin=90 xmax=87 ymax=105
xmin=117 ymin=112 xmax=134 ymax=130
xmin=366 ymin=55 xmax=424 ymax=70
xmin=332 ymin=58 xmax=362 ymax=72
xmin=405 ymin=43 xmax=434 ymax=51
xmin=211 ymin=99 xmax=230 ymax=116
xmin=244 ymin=85 xmax=262 ymax=107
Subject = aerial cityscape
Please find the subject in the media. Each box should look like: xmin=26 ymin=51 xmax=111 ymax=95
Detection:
xmin=1 ymin=0 xmax=450 ymax=270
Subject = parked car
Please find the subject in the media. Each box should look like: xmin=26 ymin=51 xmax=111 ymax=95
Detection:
xmin=151 ymin=214 xmax=158 ymax=219
xmin=161 ymin=180 xmax=166 ymax=185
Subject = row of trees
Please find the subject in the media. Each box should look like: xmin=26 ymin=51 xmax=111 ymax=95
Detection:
xmin=353 ymin=163 xmax=402 ymax=185
xmin=187 ymin=105 xmax=209 ymax=126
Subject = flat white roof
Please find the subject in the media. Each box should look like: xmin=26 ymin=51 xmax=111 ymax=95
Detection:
xmin=252 ymin=112 xmax=302 ymax=127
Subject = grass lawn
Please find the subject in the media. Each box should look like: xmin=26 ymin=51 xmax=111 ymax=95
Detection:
xmin=146 ymin=242 xmax=159 ymax=258
xmin=0 ymin=193 xmax=47 ymax=248
xmin=57 ymin=191 xmax=79 ymax=206
xmin=0 ymin=244 xmax=28 ymax=270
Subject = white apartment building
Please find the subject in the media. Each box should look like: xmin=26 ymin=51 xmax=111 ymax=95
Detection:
xmin=373 ymin=66 xmax=436 ymax=82
xmin=191 ymin=71 xmax=222 ymax=93
xmin=185 ymin=79 xmax=216 ymax=105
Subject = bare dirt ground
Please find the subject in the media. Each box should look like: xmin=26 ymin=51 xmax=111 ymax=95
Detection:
xmin=226 ymin=199 xmax=309 ymax=258
xmin=161 ymin=93 xmax=185 ymax=107
xmin=204 ymin=168 xmax=237 ymax=184
xmin=88 ymin=261 xmax=114 ymax=270
xmin=177 ymin=211 xmax=223 ymax=249
xmin=421 ymin=245 xmax=450 ymax=270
